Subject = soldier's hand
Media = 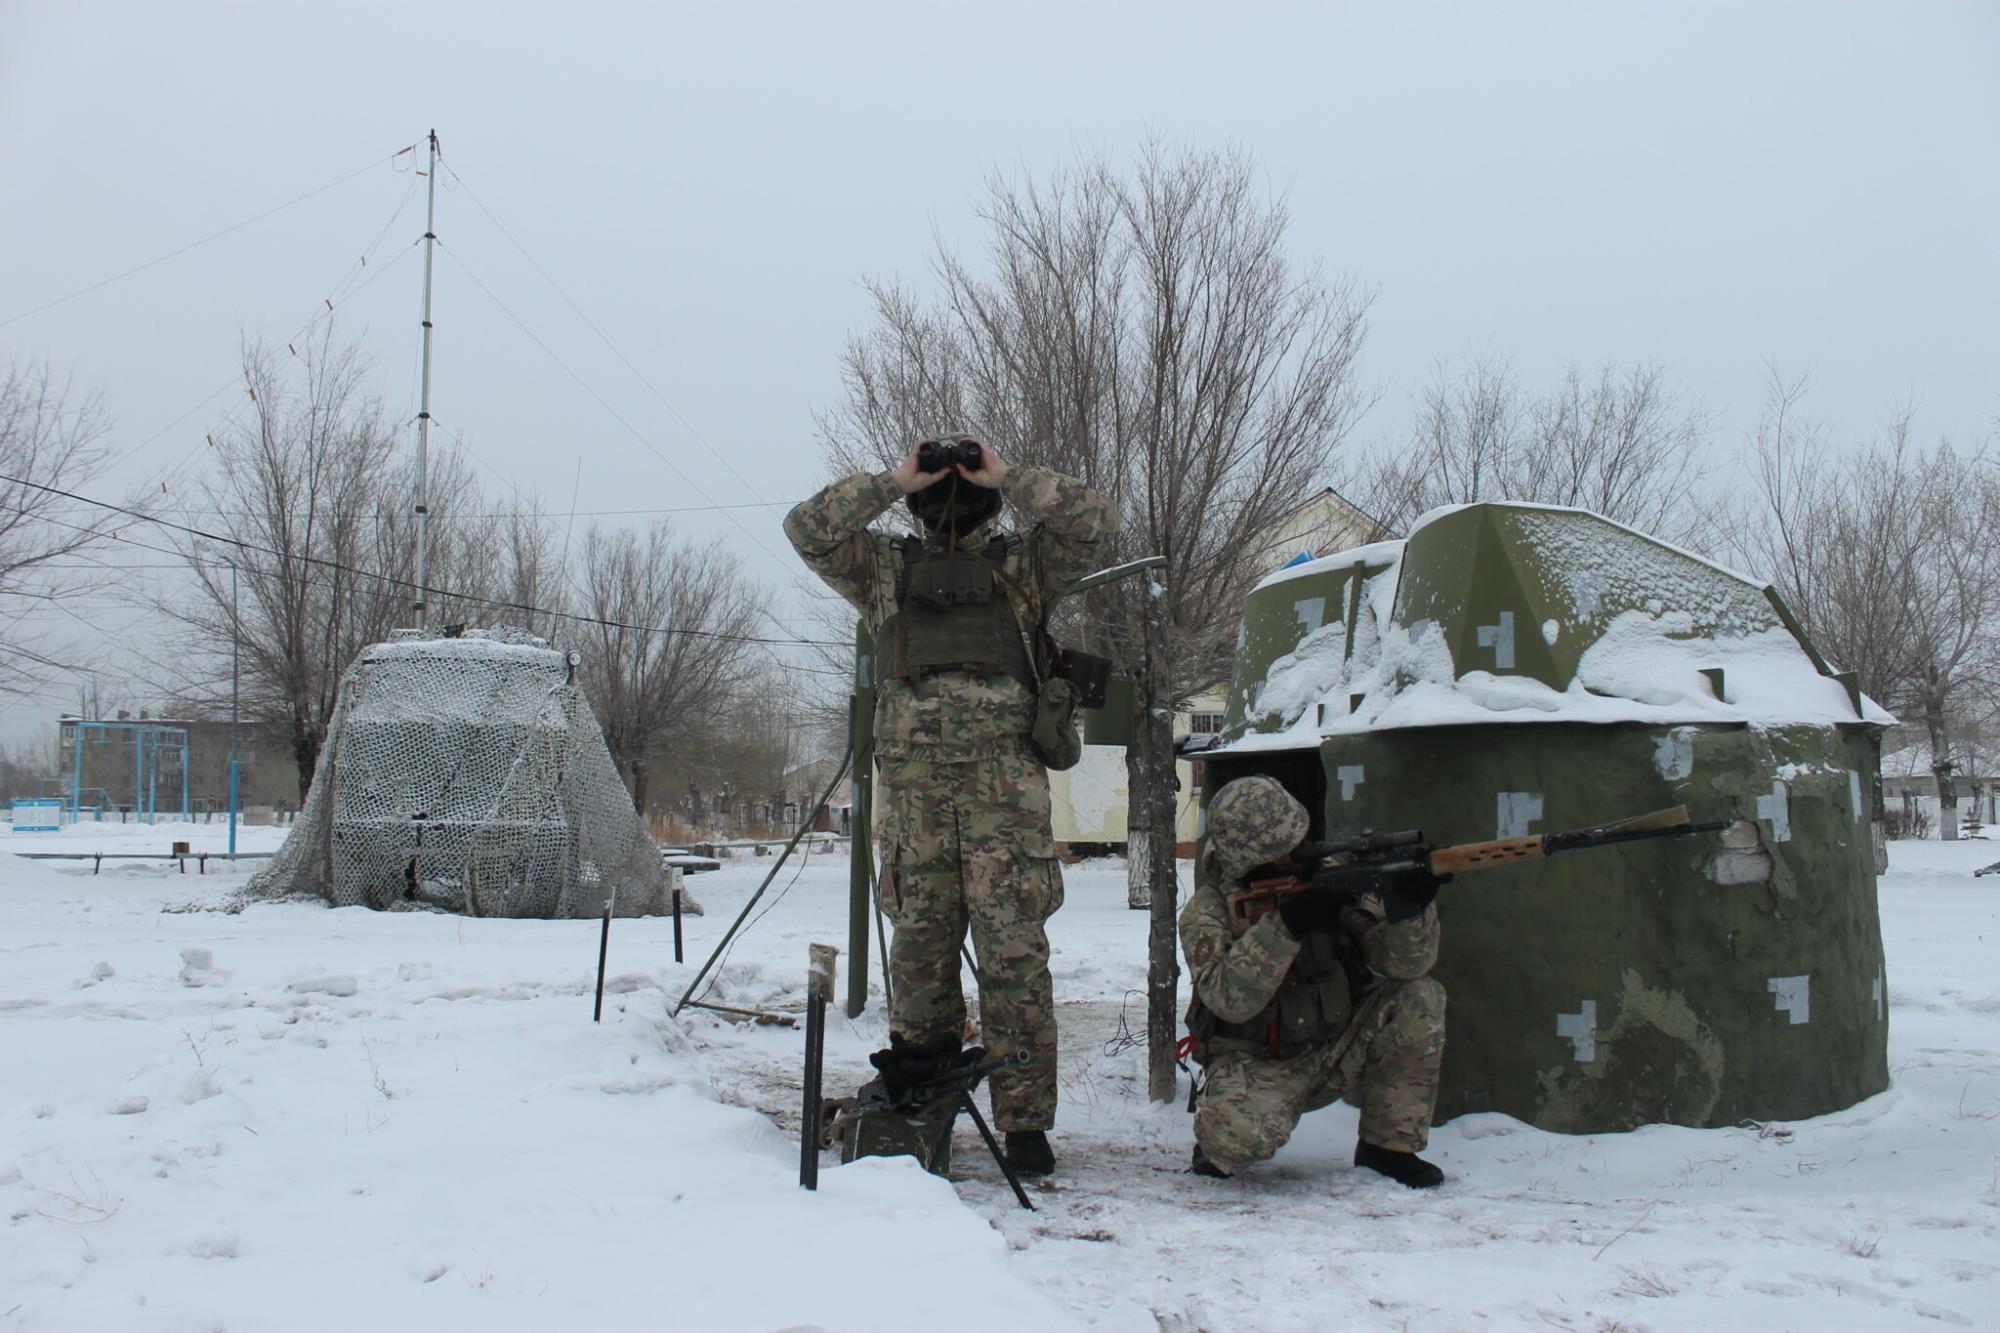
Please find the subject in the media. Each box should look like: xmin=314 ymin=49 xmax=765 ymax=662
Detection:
xmin=956 ymin=438 xmax=1009 ymax=489
xmin=891 ymin=441 xmax=951 ymax=494
xmin=870 ymin=1032 xmax=968 ymax=1092
xmin=1379 ymin=866 xmax=1449 ymax=922
xmin=1276 ymin=886 xmax=1346 ymax=937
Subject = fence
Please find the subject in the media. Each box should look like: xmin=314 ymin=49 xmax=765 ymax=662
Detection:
xmin=4 ymin=806 xmax=295 ymax=831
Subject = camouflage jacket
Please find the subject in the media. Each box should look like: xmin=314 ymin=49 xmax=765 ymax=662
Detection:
xmin=1179 ymin=877 xmax=1440 ymax=1061
xmin=784 ymin=465 xmax=1116 ymax=762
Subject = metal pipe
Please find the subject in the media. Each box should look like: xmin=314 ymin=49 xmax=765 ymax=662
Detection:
xmin=229 ymin=559 xmax=239 ymax=859
xmin=593 ymin=890 xmax=616 ymax=1023
xmin=800 ymin=943 xmax=836 ymax=1190
xmin=412 ymin=128 xmax=439 ymax=630
xmin=845 ymin=630 xmax=876 ymax=1018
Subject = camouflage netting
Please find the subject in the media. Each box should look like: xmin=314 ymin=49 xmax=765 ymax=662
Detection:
xmin=1203 ymin=502 xmax=1890 ymax=1134
xmin=248 ymin=629 xmax=694 ymax=919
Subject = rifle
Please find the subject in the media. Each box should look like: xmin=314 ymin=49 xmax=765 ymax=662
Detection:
xmin=1226 ymin=805 xmax=1738 ymax=933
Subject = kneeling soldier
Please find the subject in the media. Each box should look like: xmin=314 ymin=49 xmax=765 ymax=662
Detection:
xmin=1180 ymin=775 xmax=1449 ymax=1188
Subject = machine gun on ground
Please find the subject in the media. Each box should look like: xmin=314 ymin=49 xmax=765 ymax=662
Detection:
xmin=827 ymin=1047 xmax=1036 ymax=1210
xmin=1227 ymin=805 xmax=1739 ymax=932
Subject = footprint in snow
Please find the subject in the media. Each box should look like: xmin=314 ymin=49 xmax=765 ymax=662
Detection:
xmin=286 ymin=975 xmax=359 ymax=998
xmin=185 ymin=1233 xmax=239 ymax=1259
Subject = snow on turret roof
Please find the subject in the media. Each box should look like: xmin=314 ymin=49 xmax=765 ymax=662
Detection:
xmin=1216 ymin=502 xmax=1891 ymax=757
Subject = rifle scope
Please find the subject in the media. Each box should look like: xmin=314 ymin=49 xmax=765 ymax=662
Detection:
xmin=1297 ymin=829 xmax=1425 ymax=861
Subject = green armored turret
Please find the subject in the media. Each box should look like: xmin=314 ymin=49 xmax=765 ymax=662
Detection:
xmin=1200 ymin=502 xmax=1892 ymax=1134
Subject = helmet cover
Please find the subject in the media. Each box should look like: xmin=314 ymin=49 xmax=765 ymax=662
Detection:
xmin=1205 ymin=775 xmax=1310 ymax=880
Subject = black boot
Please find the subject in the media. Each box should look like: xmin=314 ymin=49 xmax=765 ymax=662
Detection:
xmin=1004 ymin=1130 xmax=1055 ymax=1176
xmin=1354 ymin=1140 xmax=1444 ymax=1189
xmin=1190 ymin=1143 xmax=1231 ymax=1179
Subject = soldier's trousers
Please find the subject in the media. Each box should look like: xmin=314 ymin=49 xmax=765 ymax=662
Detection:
xmin=876 ymin=744 xmax=1064 ymax=1132
xmin=1195 ymin=976 xmax=1445 ymax=1172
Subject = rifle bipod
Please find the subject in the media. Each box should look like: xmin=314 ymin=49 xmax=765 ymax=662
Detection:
xmin=925 ymin=1083 xmax=1035 ymax=1212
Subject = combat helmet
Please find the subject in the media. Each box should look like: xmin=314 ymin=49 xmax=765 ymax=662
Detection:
xmin=1205 ymin=775 xmax=1309 ymax=881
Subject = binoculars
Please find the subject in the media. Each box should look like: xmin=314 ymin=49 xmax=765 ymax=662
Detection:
xmin=917 ymin=436 xmax=983 ymax=473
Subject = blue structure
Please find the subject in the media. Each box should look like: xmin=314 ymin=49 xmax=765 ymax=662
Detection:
xmin=57 ymin=718 xmax=192 ymax=825
xmin=10 ymin=798 xmax=63 ymax=832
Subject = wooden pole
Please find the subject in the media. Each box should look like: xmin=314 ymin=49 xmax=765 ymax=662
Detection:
xmin=1141 ymin=568 xmax=1179 ymax=1104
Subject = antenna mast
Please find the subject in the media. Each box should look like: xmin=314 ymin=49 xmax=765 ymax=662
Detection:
xmin=413 ymin=128 xmax=439 ymax=629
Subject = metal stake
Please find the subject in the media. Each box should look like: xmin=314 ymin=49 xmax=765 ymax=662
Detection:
xmin=228 ymin=558 xmax=239 ymax=860
xmin=592 ymin=890 xmax=616 ymax=1022
xmin=801 ymin=943 xmax=838 ymax=1190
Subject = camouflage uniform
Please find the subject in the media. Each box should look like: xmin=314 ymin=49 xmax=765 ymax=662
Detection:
xmin=784 ymin=463 xmax=1115 ymax=1130
xmin=1180 ymin=776 xmax=1446 ymax=1173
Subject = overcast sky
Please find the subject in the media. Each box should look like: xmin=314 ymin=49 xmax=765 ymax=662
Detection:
xmin=3 ymin=1 xmax=1996 ymax=744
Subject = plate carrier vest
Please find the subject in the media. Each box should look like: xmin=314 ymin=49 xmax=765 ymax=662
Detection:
xmin=878 ymin=535 xmax=1034 ymax=687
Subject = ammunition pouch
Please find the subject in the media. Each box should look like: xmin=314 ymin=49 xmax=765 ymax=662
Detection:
xmin=1030 ymin=676 xmax=1085 ymax=772
xmin=1026 ymin=640 xmax=1111 ymax=772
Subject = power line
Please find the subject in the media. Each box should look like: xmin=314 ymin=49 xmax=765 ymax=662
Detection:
xmin=1 ymin=144 xmax=420 ymax=329
xmin=32 ymin=499 xmax=798 ymax=523
xmin=431 ymin=243 xmax=792 ymax=568
xmin=1 ymin=475 xmax=844 ymax=651
xmin=87 ymin=233 xmax=427 ymax=488
xmin=437 ymin=156 xmax=779 ymax=507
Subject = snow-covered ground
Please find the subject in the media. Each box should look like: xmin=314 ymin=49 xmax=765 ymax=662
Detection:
xmin=4 ymin=822 xmax=1996 ymax=1330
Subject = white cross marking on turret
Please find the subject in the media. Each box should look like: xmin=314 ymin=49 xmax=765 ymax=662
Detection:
xmin=1556 ymin=1000 xmax=1597 ymax=1062
xmin=1497 ymin=792 xmax=1544 ymax=839
xmin=1767 ymin=975 xmax=1810 ymax=1024
xmin=1756 ymin=780 xmax=1791 ymax=843
xmin=1475 ymin=611 xmax=1516 ymax=670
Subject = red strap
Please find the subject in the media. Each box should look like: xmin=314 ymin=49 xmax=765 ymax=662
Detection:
xmin=1173 ymin=1035 xmax=1200 ymax=1061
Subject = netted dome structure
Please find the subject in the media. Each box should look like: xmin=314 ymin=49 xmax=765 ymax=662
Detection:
xmin=1200 ymin=502 xmax=1890 ymax=1134
xmin=249 ymin=629 xmax=691 ymax=919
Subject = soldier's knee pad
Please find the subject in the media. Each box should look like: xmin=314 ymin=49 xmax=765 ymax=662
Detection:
xmin=1195 ymin=1096 xmax=1288 ymax=1171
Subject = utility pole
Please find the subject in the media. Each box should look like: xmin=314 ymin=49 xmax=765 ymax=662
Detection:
xmin=228 ymin=558 xmax=240 ymax=860
xmin=412 ymin=128 xmax=439 ymax=629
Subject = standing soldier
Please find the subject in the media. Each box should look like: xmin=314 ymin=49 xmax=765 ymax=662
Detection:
xmin=785 ymin=435 xmax=1116 ymax=1176
xmin=1180 ymin=775 xmax=1451 ymax=1188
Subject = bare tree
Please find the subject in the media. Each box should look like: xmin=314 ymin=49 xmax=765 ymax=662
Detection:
xmin=819 ymin=143 xmax=1372 ymax=914
xmin=0 ymin=733 xmax=58 ymax=801
xmin=1357 ymin=353 xmax=1715 ymax=546
xmin=0 ymin=359 xmax=129 ymax=695
xmin=573 ymin=519 xmax=767 ymax=814
xmin=165 ymin=334 xmax=481 ymax=799
xmin=1733 ymin=369 xmax=2000 ymax=838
